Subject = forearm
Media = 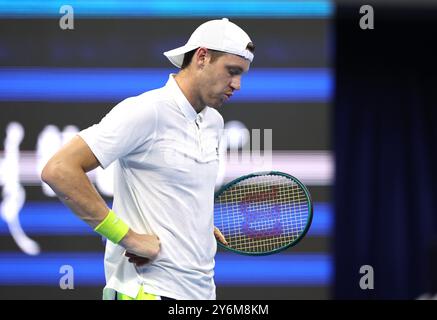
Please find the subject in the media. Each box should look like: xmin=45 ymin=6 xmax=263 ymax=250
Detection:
xmin=41 ymin=136 xmax=160 ymax=258
xmin=42 ymin=161 xmax=110 ymax=229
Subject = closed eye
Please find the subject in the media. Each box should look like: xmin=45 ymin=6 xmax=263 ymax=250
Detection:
xmin=227 ymin=67 xmax=243 ymax=76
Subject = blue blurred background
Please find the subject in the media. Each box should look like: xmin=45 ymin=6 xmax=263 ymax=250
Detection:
xmin=0 ymin=0 xmax=436 ymax=299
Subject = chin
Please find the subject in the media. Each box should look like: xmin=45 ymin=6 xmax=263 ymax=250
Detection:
xmin=208 ymin=98 xmax=225 ymax=109
xmin=206 ymin=102 xmax=219 ymax=109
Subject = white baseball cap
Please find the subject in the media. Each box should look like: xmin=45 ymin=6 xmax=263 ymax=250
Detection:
xmin=163 ymin=18 xmax=254 ymax=68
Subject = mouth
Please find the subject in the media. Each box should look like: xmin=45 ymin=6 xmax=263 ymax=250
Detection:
xmin=224 ymin=93 xmax=233 ymax=101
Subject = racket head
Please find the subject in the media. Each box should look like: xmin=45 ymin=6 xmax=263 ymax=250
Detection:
xmin=214 ymin=171 xmax=313 ymax=256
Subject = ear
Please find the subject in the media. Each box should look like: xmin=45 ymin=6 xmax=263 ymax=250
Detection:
xmin=194 ymin=47 xmax=210 ymax=69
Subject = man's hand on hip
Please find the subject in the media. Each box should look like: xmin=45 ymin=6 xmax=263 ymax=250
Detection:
xmin=120 ymin=229 xmax=161 ymax=261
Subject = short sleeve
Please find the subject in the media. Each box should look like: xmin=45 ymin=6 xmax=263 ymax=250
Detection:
xmin=78 ymin=96 xmax=157 ymax=169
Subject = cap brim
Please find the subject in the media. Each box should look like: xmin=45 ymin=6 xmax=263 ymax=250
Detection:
xmin=163 ymin=45 xmax=199 ymax=68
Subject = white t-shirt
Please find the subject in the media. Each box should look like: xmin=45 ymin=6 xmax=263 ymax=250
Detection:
xmin=78 ymin=74 xmax=224 ymax=300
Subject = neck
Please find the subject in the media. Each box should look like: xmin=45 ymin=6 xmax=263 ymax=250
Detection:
xmin=174 ymin=71 xmax=205 ymax=113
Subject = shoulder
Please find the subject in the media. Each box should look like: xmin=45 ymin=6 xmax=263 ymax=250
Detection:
xmin=122 ymin=86 xmax=172 ymax=109
xmin=112 ymin=87 xmax=173 ymax=119
xmin=136 ymin=86 xmax=174 ymax=106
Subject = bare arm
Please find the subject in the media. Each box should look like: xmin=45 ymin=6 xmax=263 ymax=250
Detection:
xmin=41 ymin=135 xmax=160 ymax=259
xmin=41 ymin=135 xmax=108 ymax=228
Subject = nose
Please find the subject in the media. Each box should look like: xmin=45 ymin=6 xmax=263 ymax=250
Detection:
xmin=230 ymin=76 xmax=241 ymax=91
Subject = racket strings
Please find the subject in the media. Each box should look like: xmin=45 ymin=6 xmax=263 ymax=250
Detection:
xmin=216 ymin=174 xmax=310 ymax=253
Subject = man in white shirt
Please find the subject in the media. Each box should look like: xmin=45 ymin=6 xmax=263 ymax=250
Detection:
xmin=41 ymin=18 xmax=254 ymax=300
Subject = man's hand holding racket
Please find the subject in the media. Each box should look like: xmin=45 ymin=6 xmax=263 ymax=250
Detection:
xmin=214 ymin=226 xmax=228 ymax=246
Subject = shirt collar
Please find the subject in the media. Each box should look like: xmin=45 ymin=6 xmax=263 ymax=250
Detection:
xmin=165 ymin=74 xmax=208 ymax=122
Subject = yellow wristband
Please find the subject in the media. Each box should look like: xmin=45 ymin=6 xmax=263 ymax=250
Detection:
xmin=94 ymin=210 xmax=129 ymax=244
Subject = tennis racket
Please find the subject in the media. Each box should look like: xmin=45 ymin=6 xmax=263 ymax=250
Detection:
xmin=214 ymin=171 xmax=313 ymax=255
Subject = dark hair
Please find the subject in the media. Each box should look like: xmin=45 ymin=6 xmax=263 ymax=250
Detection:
xmin=246 ymin=42 xmax=255 ymax=54
xmin=180 ymin=42 xmax=255 ymax=70
xmin=180 ymin=49 xmax=197 ymax=69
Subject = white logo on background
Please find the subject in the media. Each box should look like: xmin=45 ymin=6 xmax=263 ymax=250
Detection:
xmin=59 ymin=5 xmax=74 ymax=30
xmin=359 ymin=5 xmax=374 ymax=30
xmin=216 ymin=121 xmax=273 ymax=187
xmin=59 ymin=265 xmax=74 ymax=289
xmin=0 ymin=122 xmax=40 ymax=255
xmin=359 ymin=265 xmax=374 ymax=289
